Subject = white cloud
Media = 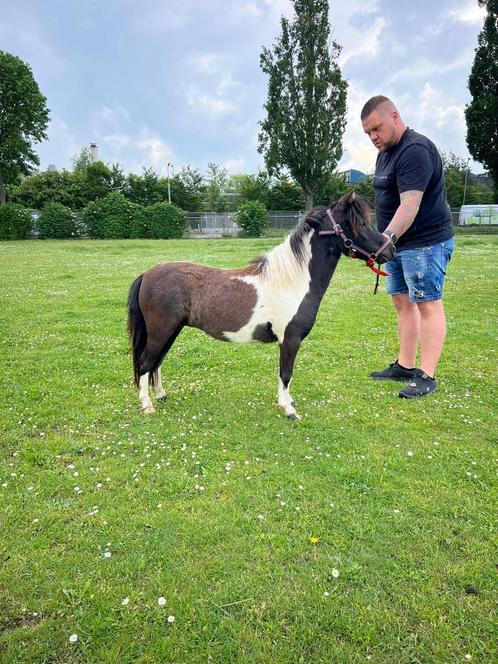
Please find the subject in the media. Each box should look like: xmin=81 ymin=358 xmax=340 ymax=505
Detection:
xmin=224 ymin=158 xmax=246 ymax=172
xmin=136 ymin=135 xmax=174 ymax=172
xmin=339 ymin=16 xmax=387 ymax=67
xmin=339 ymin=84 xmax=379 ymax=173
xmin=185 ymin=86 xmax=238 ymax=117
xmin=192 ymin=54 xmax=223 ymax=75
xmin=236 ymin=2 xmax=262 ymax=20
xmin=37 ymin=116 xmax=80 ymax=170
xmin=448 ymin=0 xmax=486 ymax=25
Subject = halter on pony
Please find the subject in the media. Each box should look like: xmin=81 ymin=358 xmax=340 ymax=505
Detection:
xmin=319 ymin=207 xmax=392 ymax=294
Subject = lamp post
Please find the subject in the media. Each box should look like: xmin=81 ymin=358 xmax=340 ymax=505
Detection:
xmin=462 ymin=158 xmax=471 ymax=206
xmin=167 ymin=162 xmax=173 ymax=204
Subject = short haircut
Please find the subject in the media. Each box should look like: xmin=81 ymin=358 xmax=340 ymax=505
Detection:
xmin=360 ymin=95 xmax=394 ymax=120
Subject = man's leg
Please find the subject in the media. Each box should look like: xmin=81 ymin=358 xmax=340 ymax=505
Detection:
xmin=417 ymin=299 xmax=447 ymax=378
xmin=392 ymin=293 xmax=420 ymax=369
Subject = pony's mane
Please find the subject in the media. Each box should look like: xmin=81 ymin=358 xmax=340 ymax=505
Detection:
xmin=249 ymin=220 xmax=313 ymax=289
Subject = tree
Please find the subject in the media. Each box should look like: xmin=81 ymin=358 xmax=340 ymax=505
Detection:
xmin=465 ymin=0 xmax=498 ymax=196
xmin=175 ymin=166 xmax=204 ymax=210
xmin=267 ymin=175 xmax=305 ymax=210
xmin=126 ymin=168 xmax=163 ymax=206
xmin=202 ymin=162 xmax=229 ymax=212
xmin=440 ymin=150 xmax=495 ymax=207
xmin=259 ymin=0 xmax=347 ymax=211
xmin=229 ymin=171 xmax=270 ymax=207
xmin=0 ymin=51 xmax=50 ymax=204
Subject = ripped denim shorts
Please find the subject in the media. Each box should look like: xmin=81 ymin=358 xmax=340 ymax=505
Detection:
xmin=385 ymin=237 xmax=455 ymax=302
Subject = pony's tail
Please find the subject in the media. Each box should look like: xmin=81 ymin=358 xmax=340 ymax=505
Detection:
xmin=127 ymin=275 xmax=146 ymax=387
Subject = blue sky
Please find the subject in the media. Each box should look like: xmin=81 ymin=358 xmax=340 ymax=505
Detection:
xmin=0 ymin=0 xmax=487 ymax=177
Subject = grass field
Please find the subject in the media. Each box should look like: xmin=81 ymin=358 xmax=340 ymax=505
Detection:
xmin=0 ymin=235 xmax=496 ymax=663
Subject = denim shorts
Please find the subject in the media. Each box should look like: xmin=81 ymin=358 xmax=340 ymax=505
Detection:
xmin=385 ymin=237 xmax=455 ymax=302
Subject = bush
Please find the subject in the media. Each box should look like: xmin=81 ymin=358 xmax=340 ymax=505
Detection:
xmin=82 ymin=192 xmax=139 ymax=239
xmin=0 ymin=203 xmax=32 ymax=240
xmin=128 ymin=203 xmax=148 ymax=239
xmin=37 ymin=202 xmax=76 ymax=239
xmin=143 ymin=202 xmax=187 ymax=239
xmin=236 ymin=200 xmax=269 ymax=237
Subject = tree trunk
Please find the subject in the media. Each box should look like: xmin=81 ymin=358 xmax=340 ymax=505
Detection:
xmin=305 ymin=191 xmax=314 ymax=212
xmin=0 ymin=172 xmax=5 ymax=205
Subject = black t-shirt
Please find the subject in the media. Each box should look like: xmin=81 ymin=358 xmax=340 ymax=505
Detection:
xmin=373 ymin=128 xmax=454 ymax=249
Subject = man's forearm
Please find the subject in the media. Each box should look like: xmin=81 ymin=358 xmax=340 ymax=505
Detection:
xmin=385 ymin=190 xmax=424 ymax=239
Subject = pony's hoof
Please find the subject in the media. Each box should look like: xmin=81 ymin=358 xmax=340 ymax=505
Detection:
xmin=286 ymin=412 xmax=301 ymax=420
xmin=156 ymin=395 xmax=168 ymax=402
xmin=143 ymin=405 xmax=156 ymax=415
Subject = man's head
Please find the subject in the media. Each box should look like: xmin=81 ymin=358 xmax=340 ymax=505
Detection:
xmin=361 ymin=96 xmax=406 ymax=153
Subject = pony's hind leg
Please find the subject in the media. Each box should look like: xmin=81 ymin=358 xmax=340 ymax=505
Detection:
xmin=138 ymin=324 xmax=183 ymax=413
xmin=139 ymin=373 xmax=155 ymax=414
xmin=152 ymin=366 xmax=167 ymax=401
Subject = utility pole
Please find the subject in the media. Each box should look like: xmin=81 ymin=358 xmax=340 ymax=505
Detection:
xmin=462 ymin=158 xmax=471 ymax=206
xmin=167 ymin=162 xmax=173 ymax=204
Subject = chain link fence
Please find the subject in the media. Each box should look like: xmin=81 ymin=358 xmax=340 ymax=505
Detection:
xmin=187 ymin=211 xmax=304 ymax=237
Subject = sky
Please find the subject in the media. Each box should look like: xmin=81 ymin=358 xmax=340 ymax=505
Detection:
xmin=0 ymin=0 xmax=488 ymax=178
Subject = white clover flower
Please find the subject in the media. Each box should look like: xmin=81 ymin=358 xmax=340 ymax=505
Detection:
xmin=103 ymin=551 xmax=112 ymax=558
xmin=69 ymin=633 xmax=78 ymax=643
xmin=121 ymin=597 xmax=129 ymax=606
xmin=167 ymin=615 xmax=175 ymax=623
xmin=331 ymin=568 xmax=340 ymax=578
xmin=157 ymin=596 xmax=167 ymax=606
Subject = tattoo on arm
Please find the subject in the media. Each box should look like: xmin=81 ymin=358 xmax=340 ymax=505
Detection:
xmin=388 ymin=190 xmax=424 ymax=237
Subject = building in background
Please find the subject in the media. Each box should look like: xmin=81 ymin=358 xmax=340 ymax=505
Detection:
xmin=338 ymin=169 xmax=368 ymax=184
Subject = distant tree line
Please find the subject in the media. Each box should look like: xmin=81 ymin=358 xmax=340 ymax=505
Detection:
xmin=6 ymin=150 xmax=376 ymax=213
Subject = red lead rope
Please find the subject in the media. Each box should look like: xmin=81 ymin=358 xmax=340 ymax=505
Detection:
xmin=366 ymin=257 xmax=389 ymax=277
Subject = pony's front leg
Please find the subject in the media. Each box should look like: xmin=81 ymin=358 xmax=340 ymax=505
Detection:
xmin=278 ymin=337 xmax=302 ymax=420
xmin=139 ymin=373 xmax=156 ymax=414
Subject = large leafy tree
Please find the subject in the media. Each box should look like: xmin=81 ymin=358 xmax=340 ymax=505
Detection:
xmin=465 ymin=0 xmax=498 ymax=196
xmin=259 ymin=0 xmax=347 ymax=210
xmin=0 ymin=51 xmax=50 ymax=204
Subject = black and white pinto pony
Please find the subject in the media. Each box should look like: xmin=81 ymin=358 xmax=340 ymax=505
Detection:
xmin=128 ymin=191 xmax=394 ymax=419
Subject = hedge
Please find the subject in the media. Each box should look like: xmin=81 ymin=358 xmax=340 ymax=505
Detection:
xmin=144 ymin=202 xmax=187 ymax=239
xmin=0 ymin=203 xmax=32 ymax=240
xmin=37 ymin=202 xmax=76 ymax=239
xmin=82 ymin=192 xmax=139 ymax=239
xmin=236 ymin=200 xmax=269 ymax=237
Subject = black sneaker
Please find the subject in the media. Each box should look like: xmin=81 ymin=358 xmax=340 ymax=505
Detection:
xmin=370 ymin=360 xmax=417 ymax=381
xmin=399 ymin=370 xmax=437 ymax=399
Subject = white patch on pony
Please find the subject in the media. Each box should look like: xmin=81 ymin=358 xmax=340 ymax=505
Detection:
xmin=223 ymin=231 xmax=313 ymax=343
xmin=139 ymin=373 xmax=155 ymax=413
xmin=278 ymin=377 xmax=300 ymax=419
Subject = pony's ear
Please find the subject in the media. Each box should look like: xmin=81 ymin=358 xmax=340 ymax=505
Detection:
xmin=342 ymin=189 xmax=356 ymax=203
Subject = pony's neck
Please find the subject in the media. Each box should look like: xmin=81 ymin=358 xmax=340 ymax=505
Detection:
xmin=308 ymin=235 xmax=341 ymax=296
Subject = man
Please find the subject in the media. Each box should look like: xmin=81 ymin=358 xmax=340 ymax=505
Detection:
xmin=361 ymin=95 xmax=455 ymax=398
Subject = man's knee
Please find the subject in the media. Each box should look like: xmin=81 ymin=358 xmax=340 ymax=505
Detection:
xmin=417 ymin=299 xmax=445 ymax=319
xmin=392 ymin=293 xmax=414 ymax=313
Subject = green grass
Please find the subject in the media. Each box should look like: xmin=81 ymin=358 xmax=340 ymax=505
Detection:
xmin=0 ymin=236 xmax=496 ymax=663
